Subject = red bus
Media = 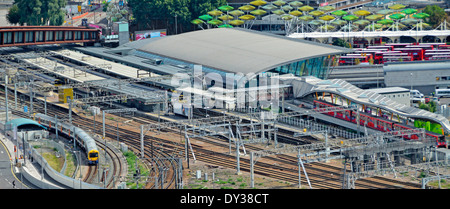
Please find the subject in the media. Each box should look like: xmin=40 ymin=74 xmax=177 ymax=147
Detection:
xmin=385 ymin=43 xmax=413 ymax=48
xmin=367 ymin=45 xmax=395 ymax=51
xmin=374 ymin=51 xmax=401 ymax=64
xmin=438 ymin=44 xmax=450 ymax=49
xmin=394 ymin=48 xmax=424 ymax=60
xmin=338 ymin=55 xmax=370 ymax=65
xmin=425 ymin=49 xmax=450 ymax=53
xmin=424 ymin=52 xmax=450 ymax=60
xmin=382 ymin=55 xmax=413 ymax=63
xmin=406 ymin=44 xmax=434 ymax=50
xmin=419 ymin=43 xmax=446 ymax=49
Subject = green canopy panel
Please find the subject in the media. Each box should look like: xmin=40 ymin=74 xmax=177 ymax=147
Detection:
xmin=229 ymin=10 xmax=245 ymax=16
xmin=218 ymin=5 xmax=234 ymax=12
xmin=273 ymin=0 xmax=286 ymax=6
xmin=289 ymin=1 xmax=303 ymax=8
xmin=389 ymin=13 xmax=405 ymax=20
xmin=250 ymin=0 xmax=267 ymax=6
xmin=199 ymin=14 xmax=213 ymax=21
xmin=331 ymin=10 xmax=348 ymax=16
xmin=342 ymin=14 xmax=359 ymax=21
xmin=251 ymin=9 xmax=267 ymax=16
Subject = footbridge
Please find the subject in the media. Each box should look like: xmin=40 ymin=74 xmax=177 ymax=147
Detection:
xmin=288 ymin=30 xmax=450 ymax=43
xmin=281 ymin=76 xmax=450 ymax=134
xmin=0 ymin=26 xmax=99 ymax=47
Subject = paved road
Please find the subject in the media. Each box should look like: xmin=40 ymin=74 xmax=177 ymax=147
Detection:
xmin=0 ymin=140 xmax=27 ymax=189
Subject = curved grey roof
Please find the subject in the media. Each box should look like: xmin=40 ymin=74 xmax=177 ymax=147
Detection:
xmin=288 ymin=76 xmax=450 ymax=133
xmin=137 ymin=28 xmax=352 ymax=74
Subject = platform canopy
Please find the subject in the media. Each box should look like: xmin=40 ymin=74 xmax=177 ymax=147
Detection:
xmin=137 ymin=28 xmax=351 ymax=75
xmin=6 ymin=118 xmax=47 ymax=130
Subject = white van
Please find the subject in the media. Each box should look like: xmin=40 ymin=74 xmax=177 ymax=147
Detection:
xmin=435 ymin=89 xmax=450 ymax=98
xmin=410 ymin=90 xmax=424 ymax=98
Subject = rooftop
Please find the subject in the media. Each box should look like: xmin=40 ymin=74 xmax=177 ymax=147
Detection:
xmin=138 ymin=28 xmax=352 ymax=75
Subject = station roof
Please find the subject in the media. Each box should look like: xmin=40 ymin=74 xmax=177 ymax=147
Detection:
xmin=138 ymin=28 xmax=352 ymax=75
xmin=286 ymin=76 xmax=450 ymax=133
xmin=6 ymin=118 xmax=47 ymax=130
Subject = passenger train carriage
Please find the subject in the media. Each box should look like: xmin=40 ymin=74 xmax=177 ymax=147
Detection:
xmin=313 ymin=100 xmax=447 ymax=147
xmin=34 ymin=113 xmax=99 ymax=164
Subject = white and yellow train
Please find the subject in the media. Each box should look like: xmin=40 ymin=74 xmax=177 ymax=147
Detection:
xmin=34 ymin=113 xmax=99 ymax=165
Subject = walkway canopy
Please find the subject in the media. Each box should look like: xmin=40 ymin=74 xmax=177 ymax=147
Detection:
xmin=6 ymin=118 xmax=47 ymax=130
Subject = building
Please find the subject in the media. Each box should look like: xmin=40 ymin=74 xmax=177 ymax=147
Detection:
xmin=5 ymin=118 xmax=48 ymax=142
xmin=75 ymin=28 xmax=351 ymax=110
xmin=367 ymin=87 xmax=410 ymax=107
xmin=383 ymin=61 xmax=450 ymax=96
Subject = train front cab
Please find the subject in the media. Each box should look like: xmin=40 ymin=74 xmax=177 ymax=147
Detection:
xmin=88 ymin=150 xmax=99 ymax=165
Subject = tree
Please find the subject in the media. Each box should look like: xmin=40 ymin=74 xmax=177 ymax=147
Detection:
xmin=128 ymin=0 xmax=226 ymax=34
xmin=423 ymin=5 xmax=447 ymax=28
xmin=6 ymin=4 xmax=20 ymax=25
xmin=8 ymin=0 xmax=66 ymax=26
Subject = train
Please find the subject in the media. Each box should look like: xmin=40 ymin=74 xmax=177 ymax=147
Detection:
xmin=313 ymin=100 xmax=447 ymax=147
xmin=34 ymin=113 xmax=99 ymax=165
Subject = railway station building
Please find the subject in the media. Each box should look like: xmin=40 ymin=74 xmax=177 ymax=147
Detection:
xmin=76 ymin=28 xmax=352 ymax=110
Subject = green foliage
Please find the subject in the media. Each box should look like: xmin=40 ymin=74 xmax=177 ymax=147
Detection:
xmin=419 ymin=101 xmax=436 ymax=113
xmin=9 ymin=0 xmax=66 ymax=26
xmin=6 ymin=4 xmax=20 ymax=25
xmin=423 ymin=5 xmax=447 ymax=28
xmin=128 ymin=0 xmax=226 ymax=33
xmin=332 ymin=38 xmax=351 ymax=48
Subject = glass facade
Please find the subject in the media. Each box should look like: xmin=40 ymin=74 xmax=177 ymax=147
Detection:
xmin=135 ymin=50 xmax=334 ymax=82
xmin=272 ymin=56 xmax=333 ymax=79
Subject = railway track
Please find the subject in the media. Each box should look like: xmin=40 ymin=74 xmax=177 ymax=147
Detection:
xmin=0 ymin=54 xmax=425 ymax=189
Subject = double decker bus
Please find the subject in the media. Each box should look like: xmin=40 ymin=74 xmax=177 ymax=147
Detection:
xmin=381 ymin=55 xmax=413 ymax=63
xmin=374 ymin=51 xmax=401 ymax=64
xmin=438 ymin=44 xmax=450 ymax=49
xmin=385 ymin=43 xmax=412 ymax=48
xmin=367 ymin=45 xmax=395 ymax=51
xmin=406 ymin=44 xmax=434 ymax=50
xmin=394 ymin=48 xmax=424 ymax=61
xmin=338 ymin=55 xmax=371 ymax=65
xmin=424 ymin=52 xmax=450 ymax=60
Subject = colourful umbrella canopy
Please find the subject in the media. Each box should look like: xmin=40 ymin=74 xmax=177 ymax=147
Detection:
xmin=377 ymin=19 xmax=394 ymax=25
xmin=331 ymin=10 xmax=348 ymax=16
xmin=318 ymin=5 xmax=335 ymax=11
xmin=319 ymin=15 xmax=335 ymax=21
xmin=412 ymin=13 xmax=430 ymax=19
xmin=218 ymin=24 xmax=233 ymax=28
xmin=281 ymin=15 xmax=293 ymax=20
xmin=261 ymin=4 xmax=277 ymax=10
xmin=271 ymin=9 xmax=286 ymax=15
xmin=207 ymin=19 xmax=223 ymax=25
xmin=353 ymin=19 xmax=370 ymax=25
xmin=298 ymin=15 xmax=314 ymax=21
xmin=218 ymin=14 xmax=234 ymax=21
xmin=342 ymin=14 xmax=359 ymax=21
xmin=388 ymin=4 xmax=406 ymax=10
xmin=365 ymin=23 xmax=383 ymax=29
xmin=309 ymin=10 xmax=325 ymax=16
xmin=229 ymin=10 xmax=245 ymax=16
xmin=272 ymin=0 xmax=286 ymax=6
xmin=250 ymin=9 xmax=267 ymax=16
xmin=365 ymin=14 xmax=383 ymax=21
xmin=229 ymin=20 xmax=245 ymax=25
xmin=239 ymin=14 xmax=256 ymax=20
xmin=208 ymin=10 xmax=223 ymax=16
xmin=309 ymin=19 xmax=324 ymax=25
xmin=320 ymin=25 xmax=335 ymax=30
xmin=376 ymin=9 xmax=393 ymax=15
xmin=289 ymin=1 xmax=303 ymax=8
xmin=417 ymin=22 xmax=431 ymax=28
xmin=401 ymin=18 xmax=418 ymax=25
xmin=250 ymin=0 xmax=267 ymax=6
xmin=389 ymin=13 xmax=405 ymax=20
xmin=282 ymin=5 xmax=293 ymax=11
xmin=330 ymin=19 xmax=347 ymax=25
xmin=401 ymin=8 xmax=417 ymax=15
xmin=239 ymin=5 xmax=256 ymax=11
xmin=218 ymin=5 xmax=234 ymax=12
xmin=289 ymin=10 xmax=303 ymax=16
xmin=199 ymin=14 xmax=213 ymax=21
xmin=191 ymin=19 xmax=204 ymax=25
xmin=354 ymin=10 xmax=371 ymax=16
xmin=299 ymin=5 xmax=314 ymax=12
